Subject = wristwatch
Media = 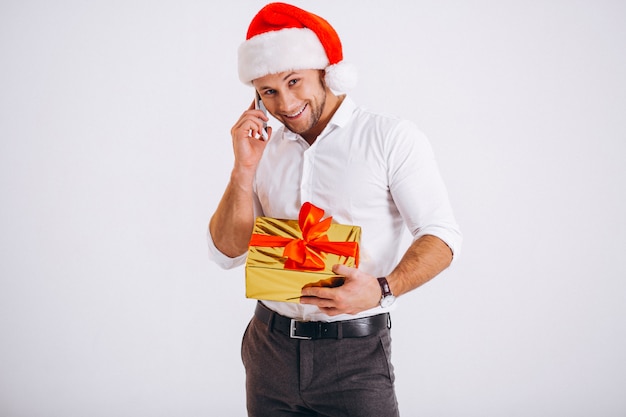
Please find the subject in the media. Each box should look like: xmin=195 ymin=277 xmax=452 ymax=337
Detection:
xmin=377 ymin=277 xmax=396 ymax=308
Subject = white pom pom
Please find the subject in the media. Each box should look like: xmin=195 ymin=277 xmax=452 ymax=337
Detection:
xmin=324 ymin=62 xmax=358 ymax=93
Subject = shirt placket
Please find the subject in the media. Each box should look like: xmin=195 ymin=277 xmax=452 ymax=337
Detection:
xmin=300 ymin=142 xmax=316 ymax=205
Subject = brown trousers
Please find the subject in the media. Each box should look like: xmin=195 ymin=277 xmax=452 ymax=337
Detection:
xmin=241 ymin=309 xmax=400 ymax=417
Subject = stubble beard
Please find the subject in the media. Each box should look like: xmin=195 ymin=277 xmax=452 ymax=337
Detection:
xmin=284 ymin=86 xmax=327 ymax=138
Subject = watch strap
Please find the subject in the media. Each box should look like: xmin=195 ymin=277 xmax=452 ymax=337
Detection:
xmin=377 ymin=277 xmax=393 ymax=297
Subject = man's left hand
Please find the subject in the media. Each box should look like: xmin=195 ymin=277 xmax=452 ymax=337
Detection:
xmin=299 ymin=264 xmax=381 ymax=315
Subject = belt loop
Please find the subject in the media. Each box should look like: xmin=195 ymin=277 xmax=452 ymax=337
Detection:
xmin=387 ymin=314 xmax=392 ymax=329
xmin=267 ymin=306 xmax=275 ymax=332
xmin=258 ymin=301 xmax=275 ymax=332
xmin=337 ymin=322 xmax=343 ymax=339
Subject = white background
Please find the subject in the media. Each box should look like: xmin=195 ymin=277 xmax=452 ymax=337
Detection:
xmin=1 ymin=1 xmax=625 ymax=416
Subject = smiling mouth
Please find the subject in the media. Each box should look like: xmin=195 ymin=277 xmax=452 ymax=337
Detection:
xmin=284 ymin=104 xmax=307 ymax=119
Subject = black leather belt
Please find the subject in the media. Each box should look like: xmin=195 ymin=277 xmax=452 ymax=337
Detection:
xmin=254 ymin=301 xmax=390 ymax=340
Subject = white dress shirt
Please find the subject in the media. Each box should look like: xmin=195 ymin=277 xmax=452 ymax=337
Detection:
xmin=207 ymin=96 xmax=462 ymax=322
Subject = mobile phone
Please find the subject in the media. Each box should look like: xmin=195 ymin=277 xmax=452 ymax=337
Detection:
xmin=254 ymin=92 xmax=269 ymax=141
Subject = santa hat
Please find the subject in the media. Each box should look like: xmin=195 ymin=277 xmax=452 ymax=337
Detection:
xmin=238 ymin=2 xmax=357 ymax=92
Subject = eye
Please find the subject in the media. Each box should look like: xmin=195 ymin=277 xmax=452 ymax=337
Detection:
xmin=288 ymin=78 xmax=299 ymax=86
xmin=263 ymin=89 xmax=276 ymax=96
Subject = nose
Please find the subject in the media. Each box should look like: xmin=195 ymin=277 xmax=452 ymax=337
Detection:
xmin=277 ymin=91 xmax=300 ymax=114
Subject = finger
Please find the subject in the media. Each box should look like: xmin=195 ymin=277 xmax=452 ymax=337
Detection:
xmin=241 ymin=111 xmax=270 ymax=140
xmin=301 ymin=286 xmax=334 ymax=300
xmin=234 ymin=116 xmax=265 ymax=141
xmin=250 ymin=124 xmax=268 ymax=141
xmin=299 ymin=295 xmax=316 ymax=305
xmin=251 ymin=125 xmax=271 ymax=142
xmin=300 ymin=295 xmax=335 ymax=309
xmin=250 ymin=109 xmax=269 ymax=122
xmin=239 ymin=112 xmax=267 ymax=128
xmin=332 ymin=263 xmax=355 ymax=276
xmin=239 ymin=101 xmax=268 ymax=122
xmin=235 ymin=109 xmax=268 ymax=129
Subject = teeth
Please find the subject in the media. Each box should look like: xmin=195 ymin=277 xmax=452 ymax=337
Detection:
xmin=286 ymin=104 xmax=306 ymax=118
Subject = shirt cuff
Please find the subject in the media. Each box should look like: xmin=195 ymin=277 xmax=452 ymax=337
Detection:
xmin=415 ymin=224 xmax=463 ymax=265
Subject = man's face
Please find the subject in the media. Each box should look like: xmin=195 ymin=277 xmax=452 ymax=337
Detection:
xmin=252 ymin=69 xmax=327 ymax=139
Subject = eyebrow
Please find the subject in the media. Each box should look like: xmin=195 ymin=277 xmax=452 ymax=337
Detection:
xmin=257 ymin=72 xmax=299 ymax=91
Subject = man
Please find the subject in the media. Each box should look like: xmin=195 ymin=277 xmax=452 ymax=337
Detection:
xmin=207 ymin=3 xmax=462 ymax=416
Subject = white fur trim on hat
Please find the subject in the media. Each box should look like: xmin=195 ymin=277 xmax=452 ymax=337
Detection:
xmin=238 ymin=27 xmax=329 ymax=85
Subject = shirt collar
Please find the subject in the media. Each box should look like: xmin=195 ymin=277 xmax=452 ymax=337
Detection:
xmin=283 ymin=95 xmax=356 ymax=142
xmin=328 ymin=95 xmax=356 ymax=129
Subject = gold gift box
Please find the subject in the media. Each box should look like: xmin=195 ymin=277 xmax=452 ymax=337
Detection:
xmin=245 ymin=209 xmax=361 ymax=303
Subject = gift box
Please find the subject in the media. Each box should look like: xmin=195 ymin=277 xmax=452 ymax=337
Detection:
xmin=245 ymin=202 xmax=361 ymax=302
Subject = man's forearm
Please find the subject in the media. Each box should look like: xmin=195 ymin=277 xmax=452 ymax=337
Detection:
xmin=300 ymin=234 xmax=454 ymax=315
xmin=386 ymin=234 xmax=454 ymax=296
xmin=209 ymin=168 xmax=257 ymax=258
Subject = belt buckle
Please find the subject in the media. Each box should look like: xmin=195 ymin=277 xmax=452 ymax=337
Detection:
xmin=290 ymin=319 xmax=312 ymax=340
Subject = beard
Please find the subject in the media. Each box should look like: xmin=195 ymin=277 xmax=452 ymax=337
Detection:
xmin=282 ymin=81 xmax=327 ymax=137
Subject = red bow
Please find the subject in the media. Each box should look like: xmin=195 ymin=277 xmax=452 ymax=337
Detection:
xmin=249 ymin=202 xmax=359 ymax=271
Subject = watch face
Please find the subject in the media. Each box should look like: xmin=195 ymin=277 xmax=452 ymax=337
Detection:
xmin=380 ymin=295 xmax=396 ymax=308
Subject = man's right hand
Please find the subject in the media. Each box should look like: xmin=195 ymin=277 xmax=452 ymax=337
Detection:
xmin=230 ymin=100 xmax=272 ymax=173
xmin=209 ymin=101 xmax=273 ymax=258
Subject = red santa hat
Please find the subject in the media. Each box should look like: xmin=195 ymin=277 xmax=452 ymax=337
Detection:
xmin=238 ymin=2 xmax=357 ymax=92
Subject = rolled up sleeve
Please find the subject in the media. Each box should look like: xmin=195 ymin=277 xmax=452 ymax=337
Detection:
xmin=206 ymin=226 xmax=248 ymax=269
xmin=387 ymin=121 xmax=463 ymax=262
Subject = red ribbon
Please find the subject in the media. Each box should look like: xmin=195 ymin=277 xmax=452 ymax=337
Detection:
xmin=249 ymin=202 xmax=359 ymax=271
